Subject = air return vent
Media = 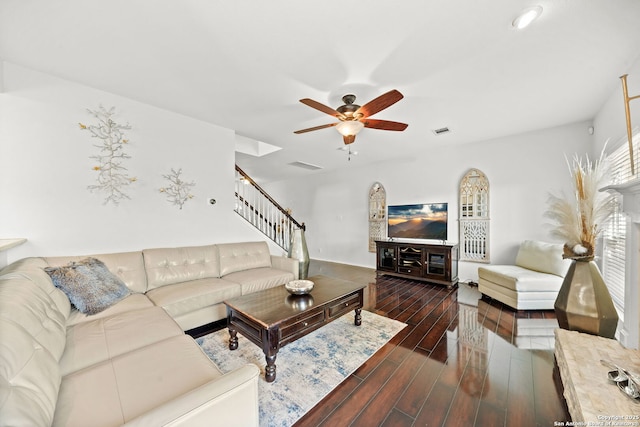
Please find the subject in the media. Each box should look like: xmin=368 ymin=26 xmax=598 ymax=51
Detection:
xmin=289 ymin=161 xmax=323 ymax=170
xmin=432 ymin=127 xmax=451 ymax=135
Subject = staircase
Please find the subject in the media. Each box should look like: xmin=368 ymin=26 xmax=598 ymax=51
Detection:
xmin=234 ymin=165 xmax=305 ymax=251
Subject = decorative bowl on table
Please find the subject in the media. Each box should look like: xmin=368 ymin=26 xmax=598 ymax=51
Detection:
xmin=285 ymin=279 xmax=314 ymax=295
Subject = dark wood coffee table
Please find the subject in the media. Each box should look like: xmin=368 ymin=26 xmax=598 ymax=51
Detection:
xmin=224 ymin=275 xmax=364 ymax=382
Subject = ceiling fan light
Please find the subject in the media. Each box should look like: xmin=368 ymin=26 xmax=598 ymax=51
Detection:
xmin=512 ymin=6 xmax=542 ymax=30
xmin=335 ymin=120 xmax=364 ymax=136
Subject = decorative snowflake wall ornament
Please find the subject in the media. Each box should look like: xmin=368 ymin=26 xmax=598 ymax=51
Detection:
xmin=79 ymin=106 xmax=136 ymax=205
xmin=159 ymin=168 xmax=195 ymax=209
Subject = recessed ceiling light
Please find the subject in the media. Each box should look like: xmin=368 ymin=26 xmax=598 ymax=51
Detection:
xmin=512 ymin=6 xmax=543 ymax=30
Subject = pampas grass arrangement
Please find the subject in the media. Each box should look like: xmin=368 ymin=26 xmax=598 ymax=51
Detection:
xmin=545 ymin=148 xmax=615 ymax=259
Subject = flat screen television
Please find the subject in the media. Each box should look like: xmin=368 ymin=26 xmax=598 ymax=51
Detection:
xmin=387 ymin=203 xmax=448 ymax=241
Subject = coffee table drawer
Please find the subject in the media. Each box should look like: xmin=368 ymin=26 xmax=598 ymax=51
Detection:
xmin=229 ymin=313 xmax=262 ymax=344
xmin=280 ymin=309 xmax=325 ymax=344
xmin=328 ymin=292 xmax=361 ymax=319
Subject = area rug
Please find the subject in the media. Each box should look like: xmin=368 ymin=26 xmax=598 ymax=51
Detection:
xmin=196 ymin=309 xmax=406 ymax=427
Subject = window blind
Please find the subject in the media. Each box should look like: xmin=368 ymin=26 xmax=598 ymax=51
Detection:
xmin=601 ymin=136 xmax=638 ymax=319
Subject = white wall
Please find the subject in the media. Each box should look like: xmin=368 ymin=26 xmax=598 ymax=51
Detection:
xmin=0 ymin=59 xmax=614 ymax=278
xmin=265 ymin=120 xmax=593 ymax=282
xmin=0 ymin=62 xmax=262 ymax=264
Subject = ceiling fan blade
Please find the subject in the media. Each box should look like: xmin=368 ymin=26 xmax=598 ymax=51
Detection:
xmin=356 ymin=89 xmax=404 ymax=118
xmin=343 ymin=135 xmax=356 ymax=145
xmin=299 ymin=98 xmax=346 ymax=119
xmin=362 ymin=119 xmax=408 ymax=131
xmin=293 ymin=123 xmax=338 ymax=134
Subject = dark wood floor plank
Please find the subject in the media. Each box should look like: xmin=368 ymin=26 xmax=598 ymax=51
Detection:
xmin=395 ymin=354 xmax=443 ymax=417
xmin=428 ymin=327 xmax=452 ymax=363
xmin=293 ymin=261 xmax=569 ymax=427
xmin=395 ymin=287 xmax=440 ymax=324
xmin=475 ymin=401 xmax=506 ymax=427
xmin=532 ymin=350 xmax=569 ymax=424
xmin=354 ymin=326 xmax=411 ymax=379
xmin=352 ymin=349 xmax=428 ymax=426
xmin=293 ymin=375 xmax=362 ymax=427
xmin=506 ymin=349 xmax=536 ymax=426
xmin=413 ymin=381 xmax=457 ymax=426
xmin=380 ymin=409 xmax=414 ymax=427
xmin=480 ymin=334 xmax=513 ymax=408
xmin=417 ymin=298 xmax=458 ymax=351
xmin=497 ymin=308 xmax=515 ymax=344
xmin=442 ymin=365 xmax=483 ymax=427
xmin=317 ymin=359 xmax=399 ymax=426
xmin=405 ymin=288 xmax=453 ymax=325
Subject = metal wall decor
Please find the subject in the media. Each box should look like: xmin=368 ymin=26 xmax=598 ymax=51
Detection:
xmin=79 ymin=105 xmax=137 ymax=205
xmin=368 ymin=182 xmax=387 ymax=252
xmin=159 ymin=168 xmax=196 ymax=209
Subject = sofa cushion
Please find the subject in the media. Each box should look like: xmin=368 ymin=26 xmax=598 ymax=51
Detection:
xmin=46 ymin=251 xmax=148 ymax=294
xmin=170 ymin=304 xmax=230 ymax=331
xmin=66 ymin=293 xmax=155 ymax=326
xmin=143 ymin=245 xmax=220 ymax=290
xmin=54 ymin=335 xmax=223 ymax=427
xmin=218 ymin=241 xmax=272 ymax=276
xmin=479 ymin=278 xmax=560 ymax=310
xmin=145 ymin=277 xmax=241 ymax=319
xmin=478 ymin=265 xmax=564 ymax=292
xmin=224 ymin=267 xmax=294 ymax=295
xmin=0 ymin=318 xmax=62 ymax=427
xmin=0 ymin=257 xmax=71 ymax=319
xmin=60 ymin=306 xmax=184 ymax=376
xmin=515 ymin=240 xmax=570 ymax=277
xmin=45 ymin=258 xmax=131 ymax=315
xmin=0 ymin=275 xmax=68 ymax=361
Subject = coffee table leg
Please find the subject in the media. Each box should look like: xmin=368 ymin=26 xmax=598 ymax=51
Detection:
xmin=265 ymin=353 xmax=277 ymax=382
xmin=355 ymin=308 xmax=362 ymax=326
xmin=228 ymin=327 xmax=238 ymax=350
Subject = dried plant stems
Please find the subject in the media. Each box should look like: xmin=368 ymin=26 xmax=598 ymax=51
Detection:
xmin=545 ymin=148 xmax=615 ymax=258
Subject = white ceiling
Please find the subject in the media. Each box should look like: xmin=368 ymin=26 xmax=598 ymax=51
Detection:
xmin=2 ymin=0 xmax=640 ymax=183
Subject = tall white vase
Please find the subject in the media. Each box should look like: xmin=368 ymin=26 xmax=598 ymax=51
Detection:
xmin=288 ymin=228 xmax=309 ymax=279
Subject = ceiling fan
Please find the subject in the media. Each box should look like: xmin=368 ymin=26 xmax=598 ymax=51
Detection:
xmin=294 ymin=89 xmax=408 ymax=145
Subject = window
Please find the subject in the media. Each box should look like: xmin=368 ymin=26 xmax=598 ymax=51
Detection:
xmin=601 ymin=135 xmax=638 ymax=319
xmin=459 ymin=169 xmax=490 ymax=262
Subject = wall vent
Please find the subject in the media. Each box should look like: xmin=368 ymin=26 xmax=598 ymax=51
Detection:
xmin=432 ymin=127 xmax=451 ymax=135
xmin=289 ymin=161 xmax=323 ymax=170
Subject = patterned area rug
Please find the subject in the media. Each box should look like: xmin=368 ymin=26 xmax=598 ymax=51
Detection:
xmin=197 ymin=310 xmax=406 ymax=427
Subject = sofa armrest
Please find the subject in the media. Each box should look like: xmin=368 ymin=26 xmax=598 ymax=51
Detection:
xmin=271 ymin=255 xmax=299 ymax=280
xmin=123 ymin=364 xmax=260 ymax=427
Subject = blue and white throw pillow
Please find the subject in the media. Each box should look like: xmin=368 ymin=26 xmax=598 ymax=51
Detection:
xmin=45 ymin=257 xmax=130 ymax=315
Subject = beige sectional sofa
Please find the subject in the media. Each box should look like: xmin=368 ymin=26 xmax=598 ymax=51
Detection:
xmin=477 ymin=240 xmax=571 ymax=310
xmin=0 ymin=241 xmax=298 ymax=427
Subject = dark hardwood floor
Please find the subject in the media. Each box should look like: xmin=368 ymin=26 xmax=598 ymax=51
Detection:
xmin=294 ymin=260 xmax=569 ymax=427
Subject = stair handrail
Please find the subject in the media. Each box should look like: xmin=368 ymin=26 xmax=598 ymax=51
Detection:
xmin=235 ymin=165 xmax=306 ymax=231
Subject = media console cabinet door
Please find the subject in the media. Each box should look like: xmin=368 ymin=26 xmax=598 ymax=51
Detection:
xmin=377 ymin=242 xmax=396 ymax=272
